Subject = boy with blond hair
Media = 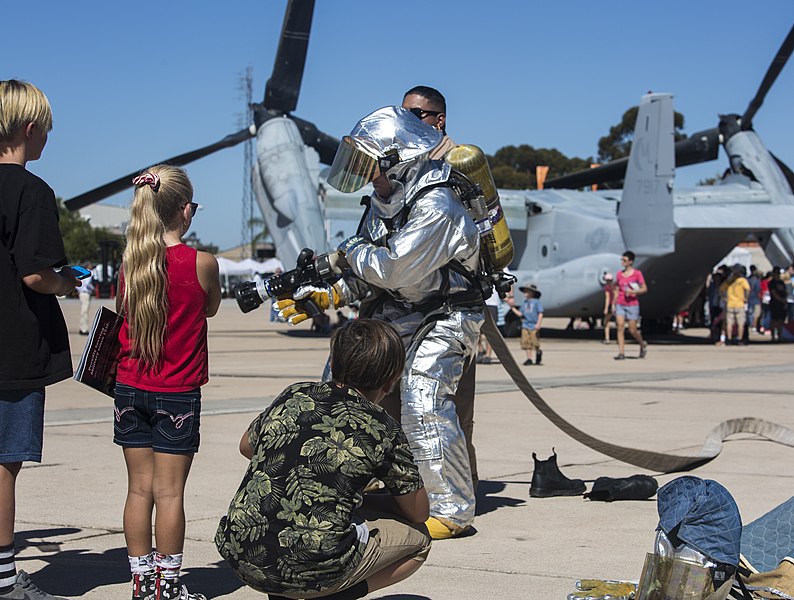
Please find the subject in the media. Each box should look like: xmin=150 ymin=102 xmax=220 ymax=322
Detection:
xmin=1 ymin=80 xmax=79 ymax=599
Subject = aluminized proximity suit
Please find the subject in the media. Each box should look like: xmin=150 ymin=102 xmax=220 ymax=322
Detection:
xmin=339 ymin=157 xmax=483 ymax=530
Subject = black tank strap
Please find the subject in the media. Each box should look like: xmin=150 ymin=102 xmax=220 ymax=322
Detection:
xmin=355 ymin=195 xmax=371 ymax=235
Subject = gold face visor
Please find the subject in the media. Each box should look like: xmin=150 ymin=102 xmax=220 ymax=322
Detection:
xmin=327 ymin=136 xmax=380 ymax=193
xmin=636 ymin=554 xmax=733 ymax=600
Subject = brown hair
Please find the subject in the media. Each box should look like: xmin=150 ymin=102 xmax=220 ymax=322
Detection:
xmin=330 ymin=319 xmax=405 ymax=391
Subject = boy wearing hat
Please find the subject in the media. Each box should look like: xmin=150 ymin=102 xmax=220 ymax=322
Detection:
xmin=511 ymin=284 xmax=544 ymax=365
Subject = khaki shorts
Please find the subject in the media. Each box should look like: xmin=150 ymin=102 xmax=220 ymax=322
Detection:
xmin=281 ymin=509 xmax=432 ymax=599
xmin=520 ymin=327 xmax=541 ymax=350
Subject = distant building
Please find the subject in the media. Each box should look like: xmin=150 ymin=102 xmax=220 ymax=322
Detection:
xmin=78 ymin=204 xmax=129 ymax=235
xmin=217 ymin=242 xmax=276 ymax=260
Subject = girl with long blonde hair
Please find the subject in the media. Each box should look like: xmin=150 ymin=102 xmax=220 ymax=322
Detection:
xmin=114 ymin=165 xmax=220 ymax=600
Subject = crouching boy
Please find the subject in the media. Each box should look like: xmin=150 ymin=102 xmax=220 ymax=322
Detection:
xmin=215 ymin=319 xmax=431 ymax=599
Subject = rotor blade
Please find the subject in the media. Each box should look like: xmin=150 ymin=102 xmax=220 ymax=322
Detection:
xmin=742 ymin=24 xmax=794 ymax=129
xmin=543 ymin=159 xmax=628 ymax=190
xmin=545 ymin=129 xmax=720 ymax=190
xmin=264 ymin=0 xmax=315 ymax=114
xmin=290 ymin=115 xmax=339 ymax=164
xmin=64 ymin=126 xmax=255 ymax=210
xmin=671 ymin=128 xmax=721 ymax=167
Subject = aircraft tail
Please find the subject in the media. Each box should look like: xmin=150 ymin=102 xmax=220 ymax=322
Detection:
xmin=618 ymin=93 xmax=675 ymax=256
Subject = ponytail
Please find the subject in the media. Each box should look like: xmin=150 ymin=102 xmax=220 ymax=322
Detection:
xmin=122 ymin=164 xmax=193 ymax=369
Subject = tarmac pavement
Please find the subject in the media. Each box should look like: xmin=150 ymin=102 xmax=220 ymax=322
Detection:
xmin=13 ymin=298 xmax=794 ymax=599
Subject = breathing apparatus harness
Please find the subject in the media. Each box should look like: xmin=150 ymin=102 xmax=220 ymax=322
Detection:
xmin=444 ymin=167 xmax=516 ymax=301
xmin=354 ymin=162 xmax=514 ymax=321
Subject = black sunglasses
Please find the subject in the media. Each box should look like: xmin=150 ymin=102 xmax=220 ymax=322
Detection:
xmin=184 ymin=202 xmax=198 ymax=217
xmin=408 ymin=107 xmax=441 ymax=120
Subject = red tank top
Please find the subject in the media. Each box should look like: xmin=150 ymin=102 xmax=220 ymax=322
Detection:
xmin=117 ymin=244 xmax=209 ymax=392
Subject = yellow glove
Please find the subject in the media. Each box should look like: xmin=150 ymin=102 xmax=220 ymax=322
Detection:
xmin=567 ymin=579 xmax=636 ymax=600
xmin=274 ymin=284 xmax=342 ymax=326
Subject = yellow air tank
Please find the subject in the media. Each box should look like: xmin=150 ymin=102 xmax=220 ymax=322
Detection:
xmin=444 ymin=144 xmax=514 ymax=270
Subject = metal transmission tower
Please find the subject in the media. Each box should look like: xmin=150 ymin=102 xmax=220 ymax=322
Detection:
xmin=239 ymin=66 xmax=256 ymax=259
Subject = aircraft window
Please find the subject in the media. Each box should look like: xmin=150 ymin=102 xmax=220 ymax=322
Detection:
xmin=541 ymin=245 xmax=548 ymax=257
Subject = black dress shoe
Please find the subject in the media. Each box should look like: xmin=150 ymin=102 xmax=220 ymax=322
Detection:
xmin=530 ymin=449 xmax=586 ymax=497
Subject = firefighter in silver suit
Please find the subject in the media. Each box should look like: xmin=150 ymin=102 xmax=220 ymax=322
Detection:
xmin=322 ymin=106 xmax=483 ymax=538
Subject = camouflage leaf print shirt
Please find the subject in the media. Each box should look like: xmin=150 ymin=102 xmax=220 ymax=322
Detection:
xmin=215 ymin=381 xmax=423 ymax=594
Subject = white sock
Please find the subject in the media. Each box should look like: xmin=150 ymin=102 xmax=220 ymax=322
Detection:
xmin=0 ymin=544 xmax=16 ymax=592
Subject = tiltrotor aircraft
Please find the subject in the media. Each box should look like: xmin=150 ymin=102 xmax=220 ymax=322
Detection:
xmin=65 ymin=1 xmax=794 ymax=326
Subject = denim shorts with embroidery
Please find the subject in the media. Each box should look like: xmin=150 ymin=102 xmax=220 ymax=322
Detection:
xmin=113 ymin=383 xmax=201 ymax=454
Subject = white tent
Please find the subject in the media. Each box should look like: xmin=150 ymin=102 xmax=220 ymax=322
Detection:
xmin=717 ymin=245 xmax=772 ymax=274
xmin=214 ymin=257 xmax=285 ymax=296
xmin=215 ymin=257 xmax=255 ymax=296
xmin=216 ymin=257 xmax=252 ymax=276
xmin=235 ymin=257 xmax=285 ymax=276
xmin=259 ymin=257 xmax=284 ymax=273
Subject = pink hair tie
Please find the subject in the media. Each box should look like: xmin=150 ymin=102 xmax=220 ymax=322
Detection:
xmin=132 ymin=172 xmax=160 ymax=191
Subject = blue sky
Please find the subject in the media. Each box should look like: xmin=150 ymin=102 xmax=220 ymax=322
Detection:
xmin=8 ymin=1 xmax=794 ymax=251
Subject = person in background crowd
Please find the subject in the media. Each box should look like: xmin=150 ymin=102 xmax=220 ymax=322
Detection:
xmin=785 ymin=264 xmax=794 ymax=322
xmin=743 ymin=265 xmax=761 ymax=343
xmin=512 ymin=283 xmax=544 ymax=366
xmin=77 ymin=262 xmax=95 ymax=335
xmin=759 ymin=270 xmax=771 ymax=334
xmin=614 ymin=251 xmax=648 ymax=360
xmin=722 ymin=264 xmax=750 ymax=346
xmin=497 ymin=289 xmax=515 ymax=337
xmin=602 ymin=273 xmax=617 ymax=344
xmin=269 ymin=267 xmax=283 ymax=322
xmin=672 ymin=309 xmax=688 ymax=333
xmin=768 ymin=267 xmax=787 ymax=342
xmin=709 ymin=265 xmax=730 ymax=344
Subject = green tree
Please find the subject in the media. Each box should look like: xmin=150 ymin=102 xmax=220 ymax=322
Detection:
xmin=597 ymin=106 xmax=687 ymax=163
xmin=248 ymin=216 xmax=268 ymax=258
xmin=488 ymin=144 xmax=592 ymax=190
xmin=57 ymin=199 xmax=124 ymax=263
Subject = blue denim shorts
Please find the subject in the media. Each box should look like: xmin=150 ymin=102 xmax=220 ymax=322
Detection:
xmin=616 ymin=304 xmax=641 ymax=321
xmin=113 ymin=384 xmax=201 ymax=454
xmin=0 ymin=389 xmax=45 ymax=463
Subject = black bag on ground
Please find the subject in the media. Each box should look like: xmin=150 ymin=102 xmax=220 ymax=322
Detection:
xmin=584 ymin=474 xmax=658 ymax=502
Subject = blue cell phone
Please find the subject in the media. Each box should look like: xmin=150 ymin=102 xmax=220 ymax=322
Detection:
xmin=68 ymin=265 xmax=92 ymax=280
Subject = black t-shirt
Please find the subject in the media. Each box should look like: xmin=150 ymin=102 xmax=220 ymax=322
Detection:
xmin=0 ymin=164 xmax=72 ymax=389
